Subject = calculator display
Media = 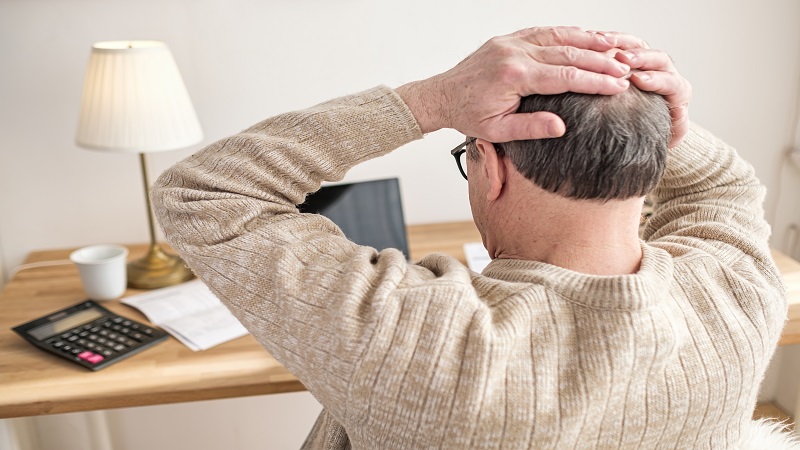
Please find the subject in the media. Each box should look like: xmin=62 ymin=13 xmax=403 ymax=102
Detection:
xmin=27 ymin=308 xmax=104 ymax=341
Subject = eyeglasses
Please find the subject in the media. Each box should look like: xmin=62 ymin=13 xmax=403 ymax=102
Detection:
xmin=450 ymin=137 xmax=475 ymax=180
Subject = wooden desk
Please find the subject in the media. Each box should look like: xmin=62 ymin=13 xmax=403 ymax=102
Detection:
xmin=1 ymin=220 xmax=798 ymax=419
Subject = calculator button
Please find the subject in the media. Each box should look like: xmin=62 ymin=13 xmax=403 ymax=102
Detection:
xmin=90 ymin=326 xmax=101 ymax=333
xmin=101 ymin=349 xmax=114 ymax=357
xmin=78 ymin=351 xmax=104 ymax=364
xmin=79 ymin=331 xmax=89 ymax=337
xmin=122 ymin=320 xmax=132 ymax=326
xmin=113 ymin=317 xmax=123 ymax=324
xmin=131 ymin=333 xmax=144 ymax=341
xmin=67 ymin=335 xmax=79 ymax=342
xmin=70 ymin=348 xmax=82 ymax=355
xmin=124 ymin=339 xmax=136 ymax=347
xmin=53 ymin=341 xmax=65 ymax=348
xmin=61 ymin=332 xmax=72 ymax=339
xmin=77 ymin=339 xmax=88 ymax=346
xmin=86 ymin=342 xmax=97 ymax=349
xmin=141 ymin=328 xmax=154 ymax=335
xmin=99 ymin=330 xmax=110 ymax=337
xmin=113 ymin=344 xmax=126 ymax=352
xmin=121 ymin=327 xmax=130 ymax=334
xmin=62 ymin=345 xmax=73 ymax=352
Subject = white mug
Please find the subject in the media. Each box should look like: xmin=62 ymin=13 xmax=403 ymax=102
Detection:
xmin=70 ymin=244 xmax=129 ymax=301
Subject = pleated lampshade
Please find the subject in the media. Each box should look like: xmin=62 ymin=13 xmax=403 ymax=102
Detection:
xmin=76 ymin=40 xmax=203 ymax=153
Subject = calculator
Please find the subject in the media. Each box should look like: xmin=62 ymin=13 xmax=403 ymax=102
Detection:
xmin=12 ymin=300 xmax=168 ymax=371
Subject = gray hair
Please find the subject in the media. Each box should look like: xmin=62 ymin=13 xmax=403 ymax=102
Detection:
xmin=475 ymin=86 xmax=671 ymax=201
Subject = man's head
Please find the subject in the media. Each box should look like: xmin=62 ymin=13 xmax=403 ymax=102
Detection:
xmin=465 ymin=86 xmax=671 ymax=263
xmin=469 ymin=86 xmax=671 ymax=201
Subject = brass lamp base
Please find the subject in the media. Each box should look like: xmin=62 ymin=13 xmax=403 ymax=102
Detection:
xmin=127 ymin=244 xmax=195 ymax=289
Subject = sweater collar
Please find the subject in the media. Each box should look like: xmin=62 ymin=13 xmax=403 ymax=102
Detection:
xmin=481 ymin=243 xmax=674 ymax=311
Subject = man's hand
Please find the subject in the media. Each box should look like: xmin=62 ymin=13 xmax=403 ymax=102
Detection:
xmin=615 ymin=48 xmax=692 ymax=147
xmin=396 ymin=27 xmax=645 ymax=143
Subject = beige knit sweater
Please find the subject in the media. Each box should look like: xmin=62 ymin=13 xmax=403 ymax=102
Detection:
xmin=151 ymin=86 xmax=787 ymax=449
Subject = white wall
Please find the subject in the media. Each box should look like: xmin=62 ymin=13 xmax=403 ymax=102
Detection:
xmin=1 ymin=0 xmax=799 ymax=449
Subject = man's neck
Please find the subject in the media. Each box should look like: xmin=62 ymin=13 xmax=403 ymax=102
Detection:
xmin=486 ymin=184 xmax=645 ymax=276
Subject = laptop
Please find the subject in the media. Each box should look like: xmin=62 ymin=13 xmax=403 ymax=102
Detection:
xmin=299 ymin=178 xmax=410 ymax=259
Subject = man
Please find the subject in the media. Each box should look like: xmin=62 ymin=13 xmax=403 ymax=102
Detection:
xmin=152 ymin=27 xmax=790 ymax=448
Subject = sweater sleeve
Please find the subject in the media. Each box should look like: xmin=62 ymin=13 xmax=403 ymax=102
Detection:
xmin=643 ymin=123 xmax=785 ymax=297
xmin=150 ymin=86 xmax=427 ymax=419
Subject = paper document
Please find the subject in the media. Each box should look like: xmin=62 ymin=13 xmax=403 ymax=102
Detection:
xmin=121 ymin=279 xmax=249 ymax=351
xmin=464 ymin=242 xmax=492 ymax=273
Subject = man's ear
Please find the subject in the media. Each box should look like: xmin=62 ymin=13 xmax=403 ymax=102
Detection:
xmin=475 ymin=139 xmax=506 ymax=202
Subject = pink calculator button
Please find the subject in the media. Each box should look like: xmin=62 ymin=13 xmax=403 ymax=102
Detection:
xmin=78 ymin=351 xmax=104 ymax=365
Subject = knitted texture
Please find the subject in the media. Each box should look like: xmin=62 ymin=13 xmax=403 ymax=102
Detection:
xmin=152 ymin=86 xmax=787 ymax=449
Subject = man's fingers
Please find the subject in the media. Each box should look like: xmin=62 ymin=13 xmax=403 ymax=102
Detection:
xmin=529 ymin=65 xmax=629 ymax=96
xmin=516 ymin=27 xmax=618 ymax=52
xmin=629 ymin=71 xmax=692 ymax=148
xmin=483 ymin=111 xmax=566 ymax=143
xmin=516 ymin=27 xmax=650 ymax=53
xmin=630 ymin=71 xmax=691 ymax=104
xmin=615 ymin=48 xmax=675 ymax=72
xmin=534 ymin=45 xmax=630 ymax=77
xmin=668 ymin=106 xmax=690 ymax=148
xmin=586 ymin=31 xmax=649 ymax=51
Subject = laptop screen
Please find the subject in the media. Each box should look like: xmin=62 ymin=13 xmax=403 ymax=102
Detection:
xmin=299 ymin=178 xmax=410 ymax=259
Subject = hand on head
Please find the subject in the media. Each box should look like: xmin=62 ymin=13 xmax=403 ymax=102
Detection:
xmin=614 ymin=48 xmax=692 ymax=148
xmin=396 ymin=26 xmax=691 ymax=147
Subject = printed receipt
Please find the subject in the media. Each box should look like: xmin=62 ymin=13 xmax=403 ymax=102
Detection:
xmin=121 ymin=279 xmax=249 ymax=351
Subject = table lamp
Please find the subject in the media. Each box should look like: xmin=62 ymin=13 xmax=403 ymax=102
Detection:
xmin=76 ymin=40 xmax=203 ymax=289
